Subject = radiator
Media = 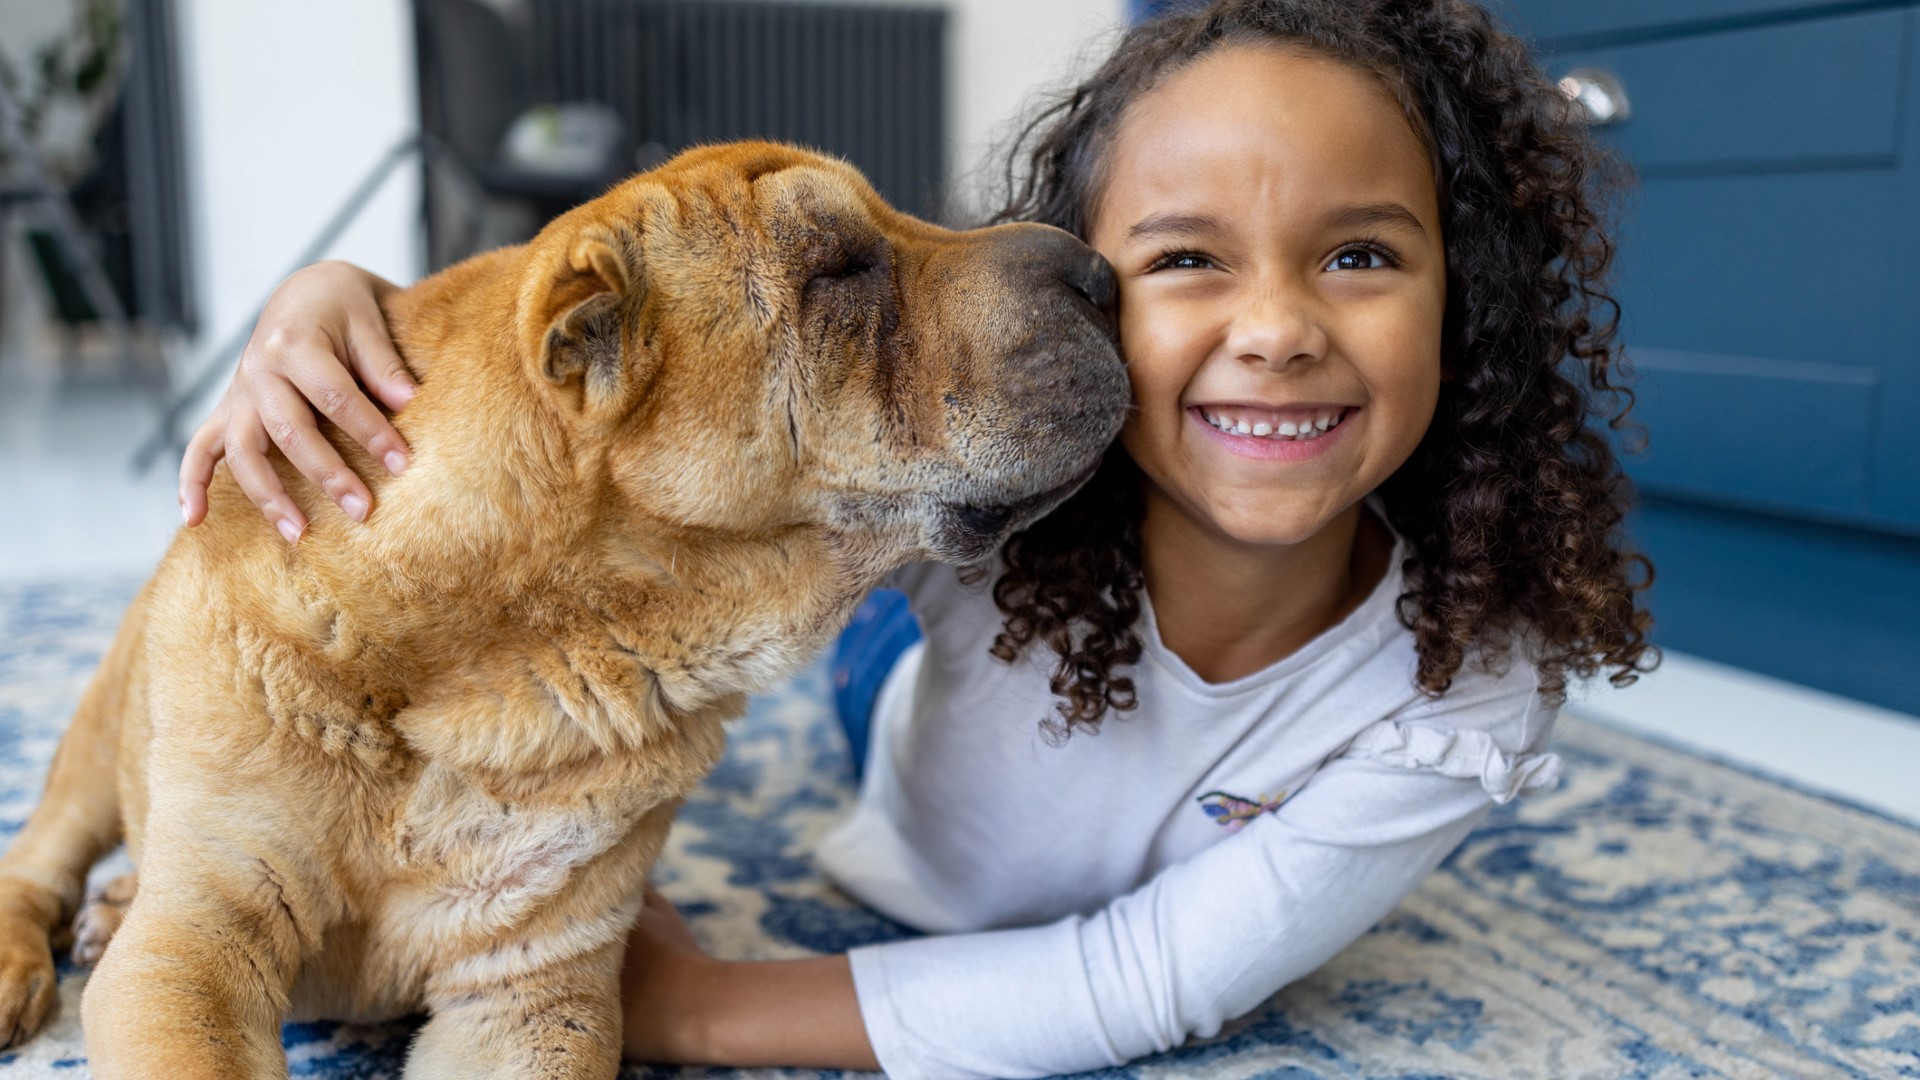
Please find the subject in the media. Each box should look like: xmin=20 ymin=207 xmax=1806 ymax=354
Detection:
xmin=528 ymin=0 xmax=949 ymax=222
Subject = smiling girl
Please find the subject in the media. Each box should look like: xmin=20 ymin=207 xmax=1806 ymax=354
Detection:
xmin=179 ymin=0 xmax=1654 ymax=1074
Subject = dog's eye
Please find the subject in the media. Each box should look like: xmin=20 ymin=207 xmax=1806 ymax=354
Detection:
xmin=812 ymin=252 xmax=879 ymax=284
xmin=807 ymin=236 xmax=888 ymax=290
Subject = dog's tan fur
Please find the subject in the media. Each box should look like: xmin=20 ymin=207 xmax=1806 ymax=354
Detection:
xmin=0 ymin=142 xmax=1127 ymax=1075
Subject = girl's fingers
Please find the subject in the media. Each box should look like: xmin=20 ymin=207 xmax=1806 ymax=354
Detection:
xmin=224 ymin=405 xmax=308 ymax=543
xmin=346 ymin=321 xmax=419 ymax=419
xmin=178 ymin=410 xmax=226 ymax=528
xmin=252 ymin=373 xmax=372 ymax=525
xmin=291 ymin=341 xmax=411 ymax=478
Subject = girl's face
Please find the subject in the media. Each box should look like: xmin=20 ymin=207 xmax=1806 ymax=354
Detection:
xmin=1088 ymin=44 xmax=1446 ymax=549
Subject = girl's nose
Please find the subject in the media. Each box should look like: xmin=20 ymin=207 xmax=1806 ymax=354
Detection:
xmin=1224 ymin=286 xmax=1328 ymax=372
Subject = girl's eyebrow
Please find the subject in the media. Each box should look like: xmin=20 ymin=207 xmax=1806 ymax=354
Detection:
xmin=1128 ymin=204 xmax=1426 ymax=242
xmin=1326 ymin=202 xmax=1427 ymax=235
xmin=1127 ymin=212 xmax=1224 ymax=241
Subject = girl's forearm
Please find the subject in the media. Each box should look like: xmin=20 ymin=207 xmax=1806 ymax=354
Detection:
xmin=627 ymin=952 xmax=882 ymax=1071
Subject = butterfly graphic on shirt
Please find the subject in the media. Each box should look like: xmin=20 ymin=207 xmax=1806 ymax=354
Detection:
xmin=1195 ymin=789 xmax=1288 ymax=833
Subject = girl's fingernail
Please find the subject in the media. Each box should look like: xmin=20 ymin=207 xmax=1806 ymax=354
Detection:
xmin=341 ymin=494 xmax=369 ymax=522
xmin=397 ymin=382 xmax=418 ymax=404
xmin=277 ymin=519 xmax=302 ymax=544
xmin=384 ymin=451 xmax=407 ymax=475
xmin=181 ymin=502 xmax=191 ymax=526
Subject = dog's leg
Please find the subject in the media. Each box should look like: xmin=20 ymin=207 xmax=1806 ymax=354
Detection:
xmin=0 ymin=591 xmax=145 ymax=1047
xmin=71 ymin=871 xmax=137 ymax=967
xmin=81 ymin=871 xmax=302 ymax=1079
xmin=402 ymin=940 xmax=627 ymax=1079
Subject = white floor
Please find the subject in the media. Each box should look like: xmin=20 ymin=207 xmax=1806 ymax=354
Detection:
xmin=0 ymin=334 xmax=185 ymax=583
xmin=1566 ymin=655 xmax=1920 ymax=825
xmin=3 ymin=326 xmax=1917 ymax=828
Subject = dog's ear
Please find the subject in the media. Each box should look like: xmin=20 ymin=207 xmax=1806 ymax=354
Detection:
xmin=525 ymin=225 xmax=648 ymax=405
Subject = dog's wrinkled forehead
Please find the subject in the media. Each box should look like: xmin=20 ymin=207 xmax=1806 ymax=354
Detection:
xmin=672 ymin=147 xmax=883 ymax=234
xmin=605 ymin=150 xmax=903 ymax=444
xmin=638 ymin=153 xmax=889 ymax=335
xmin=752 ymin=165 xmax=890 ymax=286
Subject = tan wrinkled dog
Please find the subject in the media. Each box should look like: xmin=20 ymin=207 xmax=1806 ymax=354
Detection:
xmin=0 ymin=142 xmax=1128 ymax=1075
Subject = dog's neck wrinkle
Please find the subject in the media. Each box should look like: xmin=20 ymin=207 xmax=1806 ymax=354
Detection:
xmin=533 ymin=526 xmax=866 ymax=717
xmin=348 ymin=376 xmax=602 ymax=603
xmin=320 ymin=521 xmax=856 ymax=780
xmin=380 ymin=244 xmax=594 ymax=537
xmin=284 ymin=400 xmax=865 ymax=766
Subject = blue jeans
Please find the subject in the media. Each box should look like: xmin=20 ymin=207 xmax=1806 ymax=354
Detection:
xmin=831 ymin=589 xmax=922 ymax=782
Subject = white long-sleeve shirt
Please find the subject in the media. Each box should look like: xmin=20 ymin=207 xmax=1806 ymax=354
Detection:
xmin=813 ymin=536 xmax=1561 ymax=1078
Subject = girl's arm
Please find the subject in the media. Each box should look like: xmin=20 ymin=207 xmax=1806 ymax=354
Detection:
xmin=621 ymin=887 xmax=880 ymax=1070
xmin=180 ymin=260 xmax=418 ymax=541
xmin=634 ymin=676 xmax=1552 ymax=1078
xmin=625 ymin=759 xmax=1503 ymax=1077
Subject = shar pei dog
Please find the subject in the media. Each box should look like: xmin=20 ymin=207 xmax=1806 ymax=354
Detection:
xmin=0 ymin=141 xmax=1129 ymax=1075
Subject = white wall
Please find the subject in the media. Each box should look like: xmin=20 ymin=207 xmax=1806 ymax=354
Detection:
xmin=172 ymin=0 xmax=422 ymax=405
xmin=937 ymin=0 xmax=1127 ymax=218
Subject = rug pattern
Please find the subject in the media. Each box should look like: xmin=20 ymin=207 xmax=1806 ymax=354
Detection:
xmin=0 ymin=578 xmax=1916 ymax=1079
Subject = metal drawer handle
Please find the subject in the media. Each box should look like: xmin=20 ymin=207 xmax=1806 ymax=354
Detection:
xmin=1558 ymin=68 xmax=1630 ymax=125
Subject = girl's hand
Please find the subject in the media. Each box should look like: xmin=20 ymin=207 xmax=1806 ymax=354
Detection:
xmin=620 ymin=885 xmax=880 ymax=1070
xmin=621 ymin=885 xmax=720 ymax=1061
xmin=179 ymin=260 xmax=417 ymax=542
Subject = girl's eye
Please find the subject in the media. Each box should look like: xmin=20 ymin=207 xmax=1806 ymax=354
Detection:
xmin=1326 ymin=245 xmax=1396 ymax=272
xmin=1147 ymin=250 xmax=1215 ymax=272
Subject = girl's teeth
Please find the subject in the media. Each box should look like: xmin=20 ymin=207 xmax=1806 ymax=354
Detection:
xmin=1200 ymin=407 xmax=1347 ymax=439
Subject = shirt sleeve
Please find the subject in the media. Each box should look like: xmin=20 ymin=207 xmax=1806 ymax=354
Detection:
xmin=845 ymin=685 xmax=1559 ymax=1079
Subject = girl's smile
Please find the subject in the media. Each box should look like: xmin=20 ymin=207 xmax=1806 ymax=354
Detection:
xmin=1189 ymin=404 xmax=1356 ymax=461
xmin=1088 ymin=43 xmax=1447 ymax=550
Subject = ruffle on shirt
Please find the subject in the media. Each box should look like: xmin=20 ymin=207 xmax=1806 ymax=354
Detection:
xmin=1342 ymin=721 xmax=1562 ymax=804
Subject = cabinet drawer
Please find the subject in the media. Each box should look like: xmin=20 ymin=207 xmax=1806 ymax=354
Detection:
xmin=1494 ymin=0 xmax=1889 ymax=45
xmin=1612 ymin=170 xmax=1901 ymax=365
xmin=1547 ymin=7 xmax=1909 ymax=173
xmin=1624 ymin=349 xmax=1878 ymax=515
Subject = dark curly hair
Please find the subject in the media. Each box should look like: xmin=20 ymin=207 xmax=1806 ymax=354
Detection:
xmin=978 ymin=0 xmax=1657 ymax=742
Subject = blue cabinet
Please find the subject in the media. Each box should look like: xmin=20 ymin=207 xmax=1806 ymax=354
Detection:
xmin=1494 ymin=0 xmax=1920 ymax=714
xmin=1494 ymin=0 xmax=1902 ymax=44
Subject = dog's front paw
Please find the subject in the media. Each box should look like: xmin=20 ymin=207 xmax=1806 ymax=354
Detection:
xmin=0 ymin=952 xmax=54 ymax=1049
xmin=0 ymin=884 xmax=59 ymax=1048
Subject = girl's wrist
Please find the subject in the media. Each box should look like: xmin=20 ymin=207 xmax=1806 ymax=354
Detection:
xmin=641 ymin=952 xmax=878 ymax=1070
xmin=624 ymin=944 xmax=729 ymax=1063
xmin=667 ymin=953 xmax=733 ymax=1062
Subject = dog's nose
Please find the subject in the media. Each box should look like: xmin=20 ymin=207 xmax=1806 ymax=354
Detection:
xmin=1005 ymin=226 xmax=1119 ymax=318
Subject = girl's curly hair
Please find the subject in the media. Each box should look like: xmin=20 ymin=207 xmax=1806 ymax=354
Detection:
xmin=981 ymin=0 xmax=1657 ymax=742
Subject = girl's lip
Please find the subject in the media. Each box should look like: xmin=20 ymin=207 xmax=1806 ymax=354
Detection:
xmin=1187 ymin=405 xmax=1355 ymax=461
xmin=1189 ymin=400 xmax=1355 ymax=413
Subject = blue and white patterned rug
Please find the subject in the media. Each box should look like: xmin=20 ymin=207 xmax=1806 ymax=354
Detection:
xmin=2 ymin=576 xmax=1918 ymax=1079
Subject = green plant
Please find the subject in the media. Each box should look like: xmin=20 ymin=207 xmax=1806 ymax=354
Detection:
xmin=0 ymin=0 xmax=124 ymax=158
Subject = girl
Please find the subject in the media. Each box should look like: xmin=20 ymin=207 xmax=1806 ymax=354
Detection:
xmin=179 ymin=0 xmax=1654 ymax=1074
